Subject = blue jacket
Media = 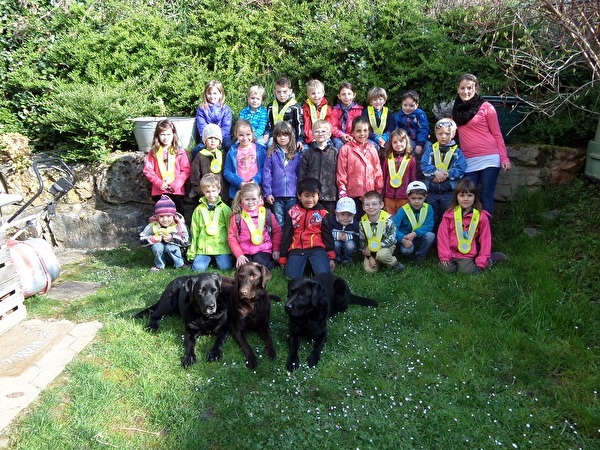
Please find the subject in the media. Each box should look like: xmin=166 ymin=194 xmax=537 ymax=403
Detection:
xmin=196 ymin=102 xmax=233 ymax=142
xmin=420 ymin=141 xmax=467 ymax=193
xmin=393 ymin=203 xmax=434 ymax=242
xmin=239 ymin=105 xmax=268 ymax=140
xmin=262 ymin=146 xmax=303 ymax=198
xmin=224 ymin=142 xmax=267 ymax=199
xmin=394 ymin=108 xmax=430 ymax=147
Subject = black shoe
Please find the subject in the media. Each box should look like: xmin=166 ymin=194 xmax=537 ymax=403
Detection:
xmin=489 ymin=252 xmax=508 ymax=265
xmin=415 ymin=256 xmax=426 ymax=266
xmin=392 ymin=261 xmax=405 ymax=272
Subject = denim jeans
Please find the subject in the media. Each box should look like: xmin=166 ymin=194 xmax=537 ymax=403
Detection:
xmin=334 ymin=239 xmax=358 ymax=263
xmin=273 ymin=197 xmax=297 ymax=228
xmin=427 ymin=191 xmax=453 ymax=231
xmin=285 ymin=249 xmax=331 ymax=278
xmin=465 ymin=166 xmax=501 ymax=216
xmin=151 ymin=243 xmax=185 ymax=269
xmin=192 ymin=254 xmax=232 ymax=272
xmin=398 ymin=232 xmax=436 ymax=257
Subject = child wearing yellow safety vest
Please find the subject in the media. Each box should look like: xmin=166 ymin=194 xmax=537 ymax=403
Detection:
xmin=420 ymin=118 xmax=467 ymax=230
xmin=361 ymin=87 xmax=396 ymax=153
xmin=188 ymin=173 xmax=232 ymax=272
xmin=227 ymin=183 xmax=282 ymax=270
xmin=359 ymin=190 xmax=404 ymax=274
xmin=263 ymin=77 xmax=304 ymax=149
xmin=437 ymin=178 xmax=507 ymax=274
xmin=139 ymin=195 xmax=189 ymax=272
xmin=392 ymin=181 xmax=436 ymax=266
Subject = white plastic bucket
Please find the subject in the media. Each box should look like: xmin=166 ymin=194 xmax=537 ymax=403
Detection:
xmin=8 ymin=238 xmax=60 ymax=298
xmin=130 ymin=117 xmax=197 ymax=152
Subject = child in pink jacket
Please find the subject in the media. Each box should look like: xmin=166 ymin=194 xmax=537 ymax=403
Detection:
xmin=437 ymin=178 xmax=507 ymax=274
xmin=143 ymin=119 xmax=191 ymax=215
xmin=330 ymin=82 xmax=364 ymax=150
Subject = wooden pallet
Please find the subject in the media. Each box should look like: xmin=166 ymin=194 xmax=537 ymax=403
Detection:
xmin=0 ymin=235 xmax=26 ymax=336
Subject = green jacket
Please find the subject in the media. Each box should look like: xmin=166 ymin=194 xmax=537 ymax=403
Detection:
xmin=187 ymin=197 xmax=232 ymax=259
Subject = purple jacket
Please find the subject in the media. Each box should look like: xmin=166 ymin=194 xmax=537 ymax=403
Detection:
xmin=196 ymin=103 xmax=233 ymax=142
xmin=262 ymin=147 xmax=303 ymax=198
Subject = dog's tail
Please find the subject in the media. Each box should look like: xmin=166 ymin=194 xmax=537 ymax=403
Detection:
xmin=349 ymin=294 xmax=378 ymax=307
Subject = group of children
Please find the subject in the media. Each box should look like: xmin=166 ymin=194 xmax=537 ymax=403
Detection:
xmin=140 ymin=77 xmax=507 ymax=276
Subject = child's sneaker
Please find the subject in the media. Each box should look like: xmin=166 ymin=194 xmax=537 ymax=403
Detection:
xmin=150 ymin=266 xmax=163 ymax=272
xmin=489 ymin=252 xmax=508 ymax=265
xmin=415 ymin=255 xmax=426 ymax=266
xmin=392 ymin=261 xmax=405 ymax=272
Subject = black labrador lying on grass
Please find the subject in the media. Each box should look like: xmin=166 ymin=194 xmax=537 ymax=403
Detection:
xmin=223 ymin=262 xmax=280 ymax=370
xmin=285 ymin=273 xmax=378 ymax=371
xmin=134 ymin=273 xmax=229 ymax=368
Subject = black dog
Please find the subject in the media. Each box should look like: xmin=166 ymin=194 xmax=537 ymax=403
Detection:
xmin=285 ymin=273 xmax=378 ymax=371
xmin=224 ymin=262 xmax=279 ymax=369
xmin=134 ymin=273 xmax=228 ymax=368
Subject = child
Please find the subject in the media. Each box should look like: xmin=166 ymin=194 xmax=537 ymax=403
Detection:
xmin=330 ymin=82 xmax=364 ymax=150
xmin=139 ymin=195 xmax=189 ymax=272
xmin=393 ymin=90 xmax=431 ymax=157
xmin=279 ymin=177 xmax=336 ymax=278
xmin=239 ymin=85 xmax=269 ymax=145
xmin=227 ymin=182 xmax=282 ymax=270
xmin=359 ymin=190 xmax=403 ymax=273
xmin=437 ymin=178 xmax=507 ymax=274
xmin=330 ymin=197 xmax=359 ymax=265
xmin=187 ymin=173 xmax=232 ymax=272
xmin=361 ymin=87 xmax=396 ymax=152
xmin=381 ymin=129 xmax=418 ymax=216
xmin=224 ymin=119 xmax=267 ymax=200
xmin=262 ymin=121 xmax=303 ymax=227
xmin=298 ymin=119 xmax=338 ymax=216
xmin=263 ymin=77 xmax=304 ymax=150
xmin=421 ymin=118 xmax=467 ymax=230
xmin=336 ymin=116 xmax=383 ymax=218
xmin=193 ymin=80 xmax=233 ymax=158
xmin=302 ymin=79 xmax=331 ymax=145
xmin=189 ymin=123 xmax=229 ymax=202
xmin=142 ymin=119 xmax=191 ymax=216
xmin=392 ymin=181 xmax=435 ymax=266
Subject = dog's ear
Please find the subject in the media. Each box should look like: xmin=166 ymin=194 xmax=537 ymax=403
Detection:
xmin=259 ymin=264 xmax=272 ymax=288
xmin=213 ymin=273 xmax=222 ymax=291
xmin=181 ymin=278 xmax=196 ymax=304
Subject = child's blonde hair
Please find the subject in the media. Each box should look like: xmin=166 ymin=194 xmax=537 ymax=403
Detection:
xmin=248 ymin=85 xmax=266 ymax=102
xmin=312 ymin=119 xmax=331 ymax=132
xmin=306 ymin=79 xmax=325 ymax=93
xmin=367 ymin=87 xmax=387 ymax=103
xmin=268 ymin=121 xmax=297 ymax=158
xmin=231 ymin=182 xmax=262 ymax=215
xmin=150 ymin=119 xmax=181 ymax=157
xmin=384 ymin=129 xmax=413 ymax=159
xmin=201 ymin=80 xmax=226 ymax=109
xmin=200 ymin=173 xmax=221 ymax=192
xmin=434 ymin=118 xmax=457 ymax=138
xmin=233 ymin=119 xmax=254 ymax=140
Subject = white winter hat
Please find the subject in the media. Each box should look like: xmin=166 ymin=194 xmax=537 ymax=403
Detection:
xmin=202 ymin=124 xmax=223 ymax=144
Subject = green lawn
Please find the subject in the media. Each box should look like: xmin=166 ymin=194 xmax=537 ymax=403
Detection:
xmin=4 ymin=181 xmax=599 ymax=449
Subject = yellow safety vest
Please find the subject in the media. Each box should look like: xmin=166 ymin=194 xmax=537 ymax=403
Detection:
xmin=432 ymin=143 xmax=458 ymax=171
xmin=454 ymin=206 xmax=480 ymax=254
xmin=272 ymin=98 xmax=297 ymax=124
xmin=241 ymin=207 xmax=267 ymax=245
xmin=402 ymin=203 xmax=429 ymax=231
xmin=199 ymin=148 xmax=223 ymax=174
xmin=367 ymin=106 xmax=388 ymax=136
xmin=200 ymin=203 xmax=225 ymax=236
xmin=157 ymin=147 xmax=176 ymax=183
xmin=361 ymin=211 xmax=389 ymax=252
xmin=307 ymin=100 xmax=328 ymax=122
xmin=388 ymin=154 xmax=410 ymax=188
xmin=151 ymin=222 xmax=177 ymax=238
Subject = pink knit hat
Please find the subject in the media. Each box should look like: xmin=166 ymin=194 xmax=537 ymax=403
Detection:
xmin=155 ymin=195 xmax=177 ymax=216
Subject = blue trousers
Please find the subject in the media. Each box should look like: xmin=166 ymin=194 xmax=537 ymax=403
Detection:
xmin=465 ymin=166 xmax=501 ymax=216
xmin=191 ymin=254 xmax=232 ymax=272
xmin=151 ymin=243 xmax=185 ymax=269
xmin=285 ymin=249 xmax=331 ymax=278
xmin=398 ymin=232 xmax=436 ymax=257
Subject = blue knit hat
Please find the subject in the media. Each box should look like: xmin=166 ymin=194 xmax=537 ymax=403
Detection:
xmin=155 ymin=195 xmax=176 ymax=216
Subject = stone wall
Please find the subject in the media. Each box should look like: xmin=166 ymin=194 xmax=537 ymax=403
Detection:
xmin=0 ymin=145 xmax=587 ymax=249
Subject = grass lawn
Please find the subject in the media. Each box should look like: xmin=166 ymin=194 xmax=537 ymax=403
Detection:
xmin=3 ymin=180 xmax=599 ymax=449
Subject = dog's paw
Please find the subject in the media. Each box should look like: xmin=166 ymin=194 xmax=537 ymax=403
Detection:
xmin=269 ymin=294 xmax=281 ymax=302
xmin=265 ymin=346 xmax=276 ymax=361
xmin=286 ymin=357 xmax=300 ymax=372
xmin=206 ymin=349 xmax=222 ymax=362
xmin=145 ymin=320 xmax=159 ymax=332
xmin=246 ymin=355 xmax=258 ymax=369
xmin=182 ymin=353 xmax=197 ymax=368
xmin=307 ymin=352 xmax=321 ymax=368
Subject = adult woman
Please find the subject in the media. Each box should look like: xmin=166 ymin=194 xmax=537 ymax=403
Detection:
xmin=451 ymin=73 xmax=511 ymax=216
